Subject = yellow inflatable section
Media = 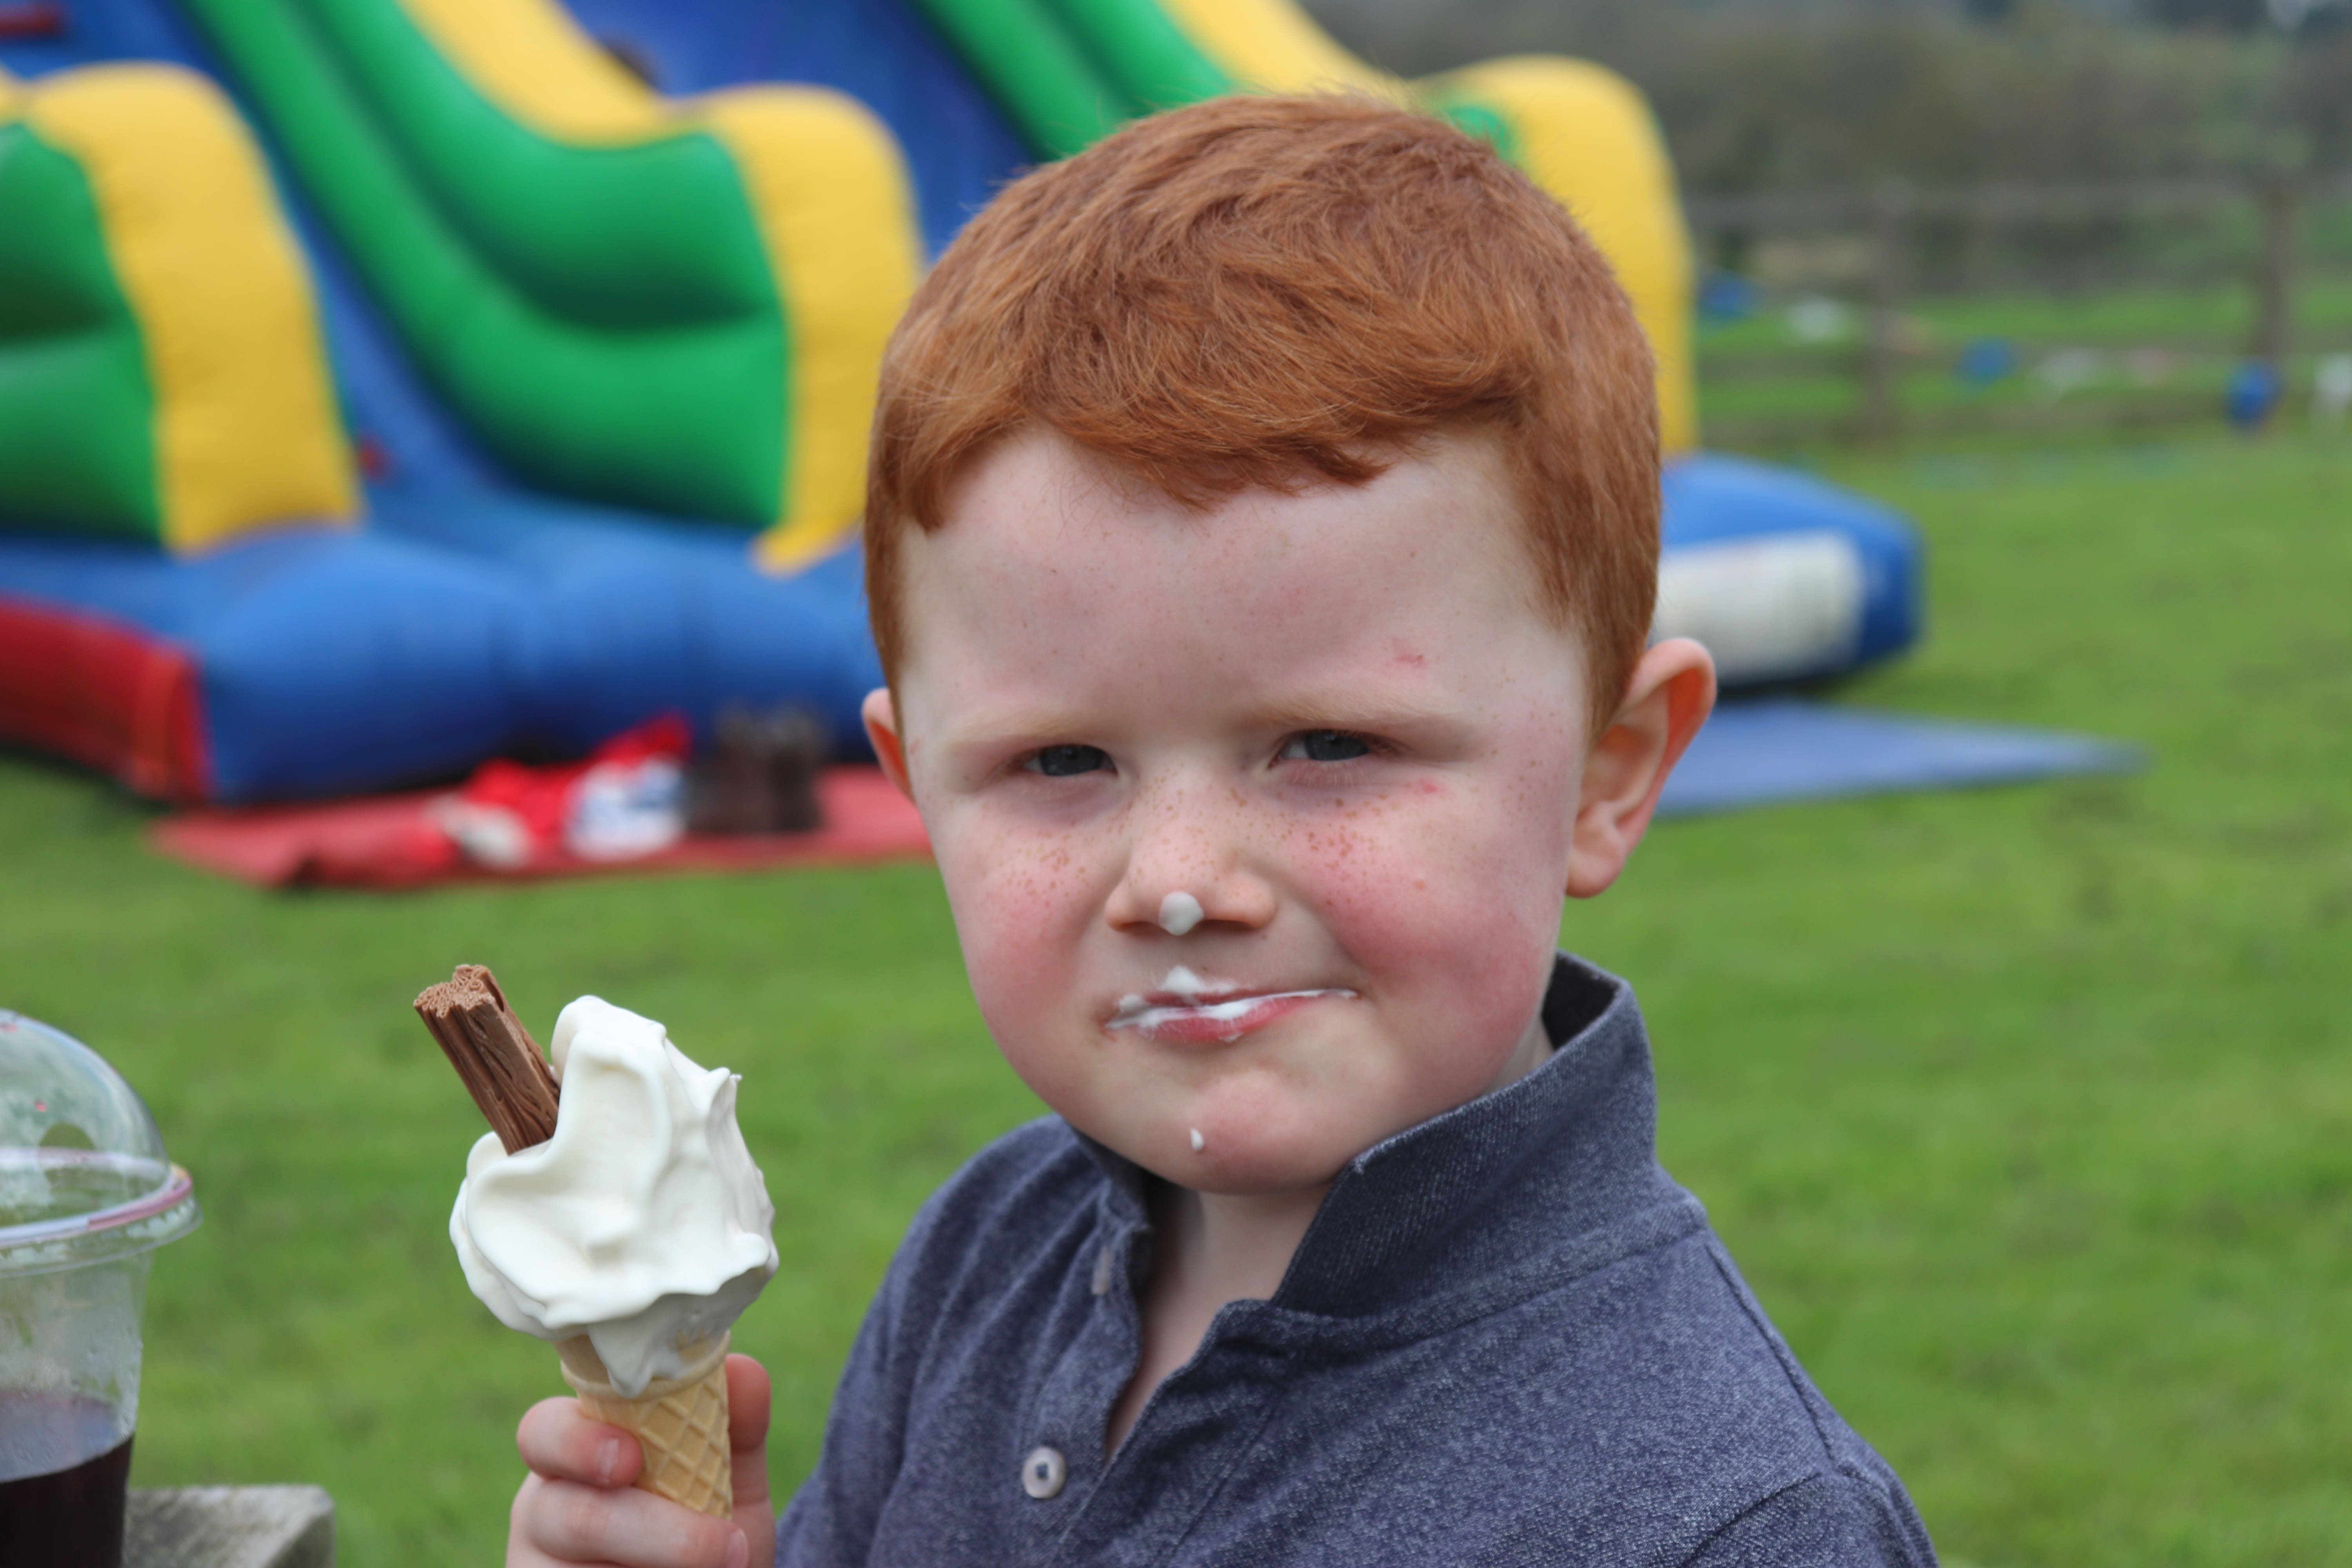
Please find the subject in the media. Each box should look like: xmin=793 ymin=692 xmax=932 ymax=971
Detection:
xmin=1427 ymin=59 xmax=1697 ymax=456
xmin=0 ymin=63 xmax=356 ymax=551
xmin=1154 ymin=0 xmax=1390 ymax=94
xmin=1152 ymin=0 xmax=1699 ymax=453
xmin=396 ymin=0 xmax=921 ymax=571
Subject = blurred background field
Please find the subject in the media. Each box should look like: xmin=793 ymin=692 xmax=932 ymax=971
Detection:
xmin=2 ymin=423 xmax=2346 ymax=1565
xmin=1323 ymin=0 xmax=2352 ymax=453
xmin=1684 ymin=200 xmax=2352 ymax=445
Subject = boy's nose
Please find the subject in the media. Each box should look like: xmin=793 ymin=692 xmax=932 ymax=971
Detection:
xmin=1105 ymin=872 xmax=1275 ymax=935
xmin=1104 ymin=803 xmax=1275 ymax=936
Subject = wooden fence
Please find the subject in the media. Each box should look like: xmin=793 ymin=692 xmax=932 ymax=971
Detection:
xmin=1683 ymin=174 xmax=2352 ymax=448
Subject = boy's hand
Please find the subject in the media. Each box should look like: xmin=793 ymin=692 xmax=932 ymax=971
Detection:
xmin=509 ymin=1353 xmax=775 ymax=1568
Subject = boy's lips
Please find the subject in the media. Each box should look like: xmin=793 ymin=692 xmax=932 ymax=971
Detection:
xmin=1104 ymin=987 xmax=1357 ymax=1044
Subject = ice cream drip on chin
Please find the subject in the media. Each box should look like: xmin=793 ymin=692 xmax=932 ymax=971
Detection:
xmin=450 ymin=997 xmax=778 ymax=1396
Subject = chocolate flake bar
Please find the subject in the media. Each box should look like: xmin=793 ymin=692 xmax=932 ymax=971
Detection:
xmin=414 ymin=964 xmax=561 ymax=1152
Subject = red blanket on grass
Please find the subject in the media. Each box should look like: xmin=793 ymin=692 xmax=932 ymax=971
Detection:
xmin=151 ymin=766 xmax=930 ymax=889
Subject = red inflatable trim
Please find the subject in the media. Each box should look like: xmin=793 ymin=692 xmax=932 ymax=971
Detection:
xmin=0 ymin=595 xmax=210 ymax=802
xmin=152 ymin=766 xmax=931 ymax=888
xmin=0 ymin=4 xmax=66 ymax=40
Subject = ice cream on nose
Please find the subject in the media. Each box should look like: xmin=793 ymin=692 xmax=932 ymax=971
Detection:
xmin=1158 ymin=891 xmax=1204 ymax=935
xmin=450 ymin=997 xmax=778 ymax=1396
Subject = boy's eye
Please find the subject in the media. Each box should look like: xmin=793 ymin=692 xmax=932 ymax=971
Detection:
xmin=1026 ymin=744 xmax=1111 ymax=777
xmin=1281 ymin=730 xmax=1374 ymax=763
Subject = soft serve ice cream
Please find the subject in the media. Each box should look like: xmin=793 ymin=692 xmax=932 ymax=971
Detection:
xmin=451 ymin=997 xmax=777 ymax=1397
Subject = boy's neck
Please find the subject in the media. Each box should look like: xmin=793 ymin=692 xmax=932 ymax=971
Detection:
xmin=1108 ymin=1175 xmax=1326 ymax=1455
xmin=1152 ymin=1178 xmax=1327 ymax=1316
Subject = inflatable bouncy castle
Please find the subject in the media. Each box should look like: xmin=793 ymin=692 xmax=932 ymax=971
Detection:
xmin=0 ymin=0 xmax=1918 ymax=803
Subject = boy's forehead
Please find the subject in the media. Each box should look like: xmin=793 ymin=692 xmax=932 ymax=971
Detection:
xmin=891 ymin=427 xmax=1581 ymax=710
xmin=909 ymin=426 xmax=1537 ymax=595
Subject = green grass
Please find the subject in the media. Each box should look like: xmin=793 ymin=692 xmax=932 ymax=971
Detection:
xmin=2 ymin=429 xmax=2348 ymax=1564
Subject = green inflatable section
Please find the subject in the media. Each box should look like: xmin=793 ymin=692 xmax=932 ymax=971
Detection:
xmin=1041 ymin=0 xmax=1232 ymax=118
xmin=178 ymin=0 xmax=790 ymax=526
xmin=908 ymin=0 xmax=1234 ymax=159
xmin=903 ymin=0 xmax=1120 ymax=159
xmin=907 ymin=0 xmax=1516 ymax=170
xmin=0 ymin=121 xmax=161 ymax=542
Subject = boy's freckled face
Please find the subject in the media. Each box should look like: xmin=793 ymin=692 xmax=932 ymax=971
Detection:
xmin=884 ymin=427 xmax=1593 ymax=1196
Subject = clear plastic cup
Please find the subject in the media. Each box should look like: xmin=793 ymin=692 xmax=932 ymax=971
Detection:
xmin=0 ymin=1011 xmax=200 ymax=1568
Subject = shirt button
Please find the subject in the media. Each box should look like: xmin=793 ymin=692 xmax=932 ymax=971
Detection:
xmin=1021 ymin=1445 xmax=1067 ymax=1500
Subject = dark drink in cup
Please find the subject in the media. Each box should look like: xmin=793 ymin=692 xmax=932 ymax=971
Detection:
xmin=0 ymin=1392 xmax=134 ymax=1568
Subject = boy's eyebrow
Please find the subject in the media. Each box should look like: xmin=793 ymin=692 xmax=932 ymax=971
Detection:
xmin=935 ymin=708 xmax=1095 ymax=753
xmin=1238 ymin=691 xmax=1470 ymax=734
xmin=937 ymin=689 xmax=1472 ymax=753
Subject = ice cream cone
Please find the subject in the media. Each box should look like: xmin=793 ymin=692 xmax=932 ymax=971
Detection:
xmin=558 ymin=1333 xmax=734 ymax=1518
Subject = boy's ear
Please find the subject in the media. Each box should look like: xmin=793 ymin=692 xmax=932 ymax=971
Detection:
xmin=861 ymin=688 xmax=915 ymax=801
xmin=1566 ymin=638 xmax=1716 ymax=899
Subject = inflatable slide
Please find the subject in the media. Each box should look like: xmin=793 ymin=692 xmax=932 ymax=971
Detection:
xmin=0 ymin=0 xmax=1919 ymax=804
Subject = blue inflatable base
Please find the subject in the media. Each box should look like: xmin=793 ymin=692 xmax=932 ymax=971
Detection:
xmin=0 ymin=487 xmax=882 ymax=802
xmin=1660 ymin=698 xmax=2140 ymax=818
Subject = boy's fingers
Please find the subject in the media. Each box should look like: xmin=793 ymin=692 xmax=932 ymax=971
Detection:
xmin=516 ymin=1474 xmax=748 ymax=1568
xmin=724 ymin=1354 xmax=773 ymax=1514
xmin=511 ymin=1380 xmax=761 ymax=1566
xmin=518 ymin=1396 xmax=644 ymax=1488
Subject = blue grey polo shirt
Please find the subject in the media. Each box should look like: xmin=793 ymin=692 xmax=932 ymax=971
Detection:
xmin=777 ymin=954 xmax=1936 ymax=1566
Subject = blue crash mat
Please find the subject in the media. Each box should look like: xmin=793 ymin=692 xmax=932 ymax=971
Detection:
xmin=1658 ymin=698 xmax=2140 ymax=817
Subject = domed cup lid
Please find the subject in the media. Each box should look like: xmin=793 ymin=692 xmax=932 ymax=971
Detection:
xmin=0 ymin=1011 xmax=199 ymax=1278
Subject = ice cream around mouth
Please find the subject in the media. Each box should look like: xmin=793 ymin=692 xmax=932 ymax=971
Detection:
xmin=1106 ymin=965 xmax=1358 ymax=1043
xmin=450 ymin=997 xmax=777 ymax=1397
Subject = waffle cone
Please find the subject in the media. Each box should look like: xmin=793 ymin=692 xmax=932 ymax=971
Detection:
xmin=558 ymin=1332 xmax=734 ymax=1518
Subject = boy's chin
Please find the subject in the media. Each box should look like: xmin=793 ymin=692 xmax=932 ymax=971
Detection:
xmin=1092 ymin=1111 xmax=1375 ymax=1199
xmin=1147 ymin=1156 xmax=1347 ymax=1199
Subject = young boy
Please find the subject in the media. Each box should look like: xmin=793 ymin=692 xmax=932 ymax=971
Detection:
xmin=508 ymin=96 xmax=1936 ymax=1568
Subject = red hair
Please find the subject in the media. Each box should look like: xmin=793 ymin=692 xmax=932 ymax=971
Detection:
xmin=865 ymin=94 xmax=1660 ymax=729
